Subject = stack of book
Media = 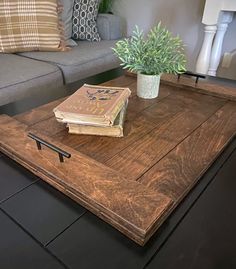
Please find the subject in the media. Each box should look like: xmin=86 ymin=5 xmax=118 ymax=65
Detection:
xmin=53 ymin=84 xmax=131 ymax=137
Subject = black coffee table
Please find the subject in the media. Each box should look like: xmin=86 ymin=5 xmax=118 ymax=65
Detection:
xmin=0 ymin=71 xmax=236 ymax=269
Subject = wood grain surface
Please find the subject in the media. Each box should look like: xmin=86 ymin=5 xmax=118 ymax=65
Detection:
xmin=1 ymin=74 xmax=236 ymax=246
xmin=139 ymin=101 xmax=236 ymax=202
xmin=14 ymin=98 xmax=65 ymax=126
xmin=126 ymin=70 xmax=236 ymax=101
xmin=161 ymin=73 xmax=236 ymax=101
xmin=0 ymin=115 xmax=172 ymax=245
xmin=105 ymin=90 xmax=225 ymax=179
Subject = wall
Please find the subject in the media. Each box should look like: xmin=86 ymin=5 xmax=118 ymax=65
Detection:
xmin=217 ymin=17 xmax=236 ymax=79
xmin=113 ymin=0 xmax=236 ymax=75
xmin=222 ymin=17 xmax=236 ymax=54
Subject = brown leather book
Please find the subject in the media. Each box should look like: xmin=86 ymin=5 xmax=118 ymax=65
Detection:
xmin=53 ymin=84 xmax=131 ymax=126
xmin=67 ymin=101 xmax=128 ymax=137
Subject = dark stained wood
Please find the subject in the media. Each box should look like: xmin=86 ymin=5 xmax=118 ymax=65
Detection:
xmin=105 ymin=91 xmax=225 ymax=179
xmin=125 ymin=70 xmax=236 ymax=101
xmin=76 ymin=114 xmax=156 ymax=163
xmin=28 ymin=116 xmax=66 ymax=136
xmin=161 ymin=73 xmax=236 ymax=101
xmin=14 ymin=98 xmax=66 ymax=126
xmin=1 ymin=74 xmax=236 ymax=246
xmin=126 ymin=84 xmax=172 ymax=120
xmin=76 ymin=88 xmax=218 ymax=164
xmin=51 ymin=129 xmax=94 ymax=149
xmin=0 ymin=115 xmax=172 ymax=246
xmin=101 ymin=75 xmax=136 ymax=88
xmin=139 ymin=101 xmax=236 ymax=202
xmin=25 ymin=77 xmax=173 ymax=163
xmin=145 ymin=146 xmax=236 ymax=269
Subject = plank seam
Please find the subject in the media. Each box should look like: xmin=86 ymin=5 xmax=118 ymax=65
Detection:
xmin=0 ymin=178 xmax=39 ymax=205
xmin=45 ymin=211 xmax=87 ymax=247
xmin=136 ymin=101 xmax=228 ymax=181
xmin=0 ymin=207 xmax=69 ymax=269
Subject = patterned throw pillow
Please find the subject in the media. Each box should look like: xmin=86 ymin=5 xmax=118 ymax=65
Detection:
xmin=72 ymin=0 xmax=101 ymax=42
xmin=0 ymin=0 xmax=66 ymax=53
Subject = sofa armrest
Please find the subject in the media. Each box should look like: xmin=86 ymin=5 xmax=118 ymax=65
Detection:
xmin=97 ymin=14 xmax=122 ymax=40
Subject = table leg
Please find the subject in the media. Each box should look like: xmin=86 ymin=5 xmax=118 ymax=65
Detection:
xmin=196 ymin=25 xmax=217 ymax=74
xmin=208 ymin=11 xmax=234 ymax=76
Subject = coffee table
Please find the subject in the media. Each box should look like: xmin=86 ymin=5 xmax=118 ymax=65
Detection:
xmin=0 ymin=73 xmax=236 ymax=246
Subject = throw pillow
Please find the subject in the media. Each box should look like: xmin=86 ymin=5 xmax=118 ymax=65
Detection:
xmin=0 ymin=0 xmax=67 ymax=53
xmin=72 ymin=0 xmax=101 ymax=42
xmin=60 ymin=0 xmax=78 ymax=46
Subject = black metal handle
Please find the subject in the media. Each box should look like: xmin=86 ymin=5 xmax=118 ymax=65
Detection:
xmin=177 ymin=71 xmax=206 ymax=84
xmin=28 ymin=133 xmax=71 ymax=163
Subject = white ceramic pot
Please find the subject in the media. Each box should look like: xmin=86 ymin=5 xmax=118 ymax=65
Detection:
xmin=137 ymin=73 xmax=161 ymax=99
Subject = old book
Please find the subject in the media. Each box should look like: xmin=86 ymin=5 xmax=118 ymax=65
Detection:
xmin=53 ymin=84 xmax=131 ymax=126
xmin=67 ymin=101 xmax=128 ymax=137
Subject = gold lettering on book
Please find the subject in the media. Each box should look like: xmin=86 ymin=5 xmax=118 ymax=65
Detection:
xmin=86 ymin=100 xmax=105 ymax=115
xmin=65 ymin=100 xmax=105 ymax=115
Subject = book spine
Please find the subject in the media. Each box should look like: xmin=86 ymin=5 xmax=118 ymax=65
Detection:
xmin=119 ymin=100 xmax=128 ymax=127
xmin=105 ymin=89 xmax=131 ymax=125
xmin=84 ymin=84 xmax=131 ymax=91
xmin=68 ymin=124 xmax=123 ymax=137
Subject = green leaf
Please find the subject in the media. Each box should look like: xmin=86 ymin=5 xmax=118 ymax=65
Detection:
xmin=112 ymin=22 xmax=186 ymax=75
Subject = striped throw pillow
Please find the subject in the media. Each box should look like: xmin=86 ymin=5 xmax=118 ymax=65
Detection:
xmin=0 ymin=0 xmax=66 ymax=53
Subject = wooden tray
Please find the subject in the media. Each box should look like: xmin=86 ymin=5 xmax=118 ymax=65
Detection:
xmin=0 ymin=74 xmax=236 ymax=246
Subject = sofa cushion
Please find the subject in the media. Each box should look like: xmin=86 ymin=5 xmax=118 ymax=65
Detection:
xmin=19 ymin=40 xmax=120 ymax=84
xmin=0 ymin=54 xmax=63 ymax=106
xmin=0 ymin=0 xmax=66 ymax=53
xmin=60 ymin=0 xmax=77 ymax=47
xmin=72 ymin=0 xmax=101 ymax=42
xmin=97 ymin=14 xmax=122 ymax=40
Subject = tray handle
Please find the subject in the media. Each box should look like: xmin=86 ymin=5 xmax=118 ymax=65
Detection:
xmin=28 ymin=133 xmax=71 ymax=163
xmin=177 ymin=71 xmax=206 ymax=84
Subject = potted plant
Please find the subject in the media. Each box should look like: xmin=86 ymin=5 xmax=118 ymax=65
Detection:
xmin=99 ymin=0 xmax=114 ymax=14
xmin=112 ymin=23 xmax=187 ymax=99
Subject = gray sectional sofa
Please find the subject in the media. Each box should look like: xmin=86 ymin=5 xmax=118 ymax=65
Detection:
xmin=0 ymin=14 xmax=122 ymax=107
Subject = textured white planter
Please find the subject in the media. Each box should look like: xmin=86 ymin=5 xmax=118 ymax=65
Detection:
xmin=137 ymin=73 xmax=161 ymax=99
